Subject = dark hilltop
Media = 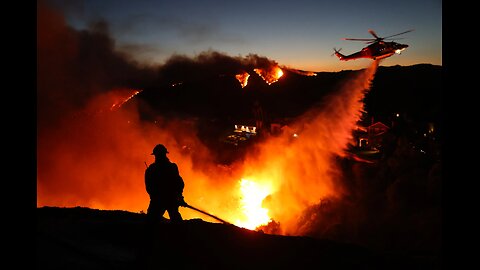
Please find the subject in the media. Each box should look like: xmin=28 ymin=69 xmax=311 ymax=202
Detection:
xmin=37 ymin=206 xmax=438 ymax=269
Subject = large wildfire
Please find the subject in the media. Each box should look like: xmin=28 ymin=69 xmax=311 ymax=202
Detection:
xmin=37 ymin=2 xmax=379 ymax=236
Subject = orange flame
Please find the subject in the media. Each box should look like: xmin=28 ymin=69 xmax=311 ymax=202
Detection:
xmin=110 ymin=89 xmax=142 ymax=111
xmin=235 ymin=179 xmax=273 ymax=229
xmin=254 ymin=66 xmax=283 ymax=85
xmin=235 ymin=72 xmax=250 ymax=88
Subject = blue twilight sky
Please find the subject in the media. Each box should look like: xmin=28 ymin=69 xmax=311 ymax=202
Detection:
xmin=48 ymin=0 xmax=442 ymax=72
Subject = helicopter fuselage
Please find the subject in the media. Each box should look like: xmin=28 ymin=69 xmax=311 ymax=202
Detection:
xmin=335 ymin=41 xmax=409 ymax=61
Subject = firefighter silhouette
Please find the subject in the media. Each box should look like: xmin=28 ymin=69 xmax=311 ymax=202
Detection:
xmin=144 ymin=144 xmax=187 ymax=223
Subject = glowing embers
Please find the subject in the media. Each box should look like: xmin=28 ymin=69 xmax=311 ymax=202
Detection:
xmin=235 ymin=179 xmax=273 ymax=230
xmin=254 ymin=66 xmax=283 ymax=85
xmin=110 ymin=89 xmax=142 ymax=111
xmin=235 ymin=72 xmax=250 ymax=88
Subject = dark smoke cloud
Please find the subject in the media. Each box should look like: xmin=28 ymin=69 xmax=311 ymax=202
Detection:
xmin=157 ymin=50 xmax=280 ymax=83
xmin=140 ymin=50 xmax=284 ymax=120
xmin=37 ymin=0 xmax=156 ymax=130
xmin=117 ymin=43 xmax=167 ymax=66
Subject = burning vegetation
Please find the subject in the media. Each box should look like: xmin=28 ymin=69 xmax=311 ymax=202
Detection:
xmin=235 ymin=72 xmax=250 ymax=88
xmin=235 ymin=65 xmax=283 ymax=88
xmin=110 ymin=89 xmax=142 ymax=111
xmin=254 ymin=66 xmax=284 ymax=85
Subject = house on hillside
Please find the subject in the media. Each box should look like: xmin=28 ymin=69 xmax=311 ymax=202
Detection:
xmin=354 ymin=121 xmax=390 ymax=150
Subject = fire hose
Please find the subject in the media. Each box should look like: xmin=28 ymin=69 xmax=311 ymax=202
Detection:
xmin=181 ymin=203 xmax=232 ymax=225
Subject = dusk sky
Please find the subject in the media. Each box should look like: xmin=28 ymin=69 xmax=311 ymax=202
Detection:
xmin=47 ymin=0 xmax=442 ymax=72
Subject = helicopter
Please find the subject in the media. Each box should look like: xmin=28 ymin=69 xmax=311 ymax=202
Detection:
xmin=334 ymin=29 xmax=413 ymax=61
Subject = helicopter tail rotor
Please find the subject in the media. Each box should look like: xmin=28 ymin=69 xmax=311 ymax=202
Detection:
xmin=332 ymin=47 xmax=342 ymax=57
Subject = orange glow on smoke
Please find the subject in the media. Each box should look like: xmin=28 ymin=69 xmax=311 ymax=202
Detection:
xmin=38 ymin=61 xmax=379 ymax=235
xmin=254 ymin=66 xmax=283 ymax=85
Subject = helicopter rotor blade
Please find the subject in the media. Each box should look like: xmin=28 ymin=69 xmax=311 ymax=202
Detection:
xmin=368 ymin=29 xmax=380 ymax=39
xmin=382 ymin=29 xmax=414 ymax=39
xmin=343 ymin=38 xmax=376 ymax=42
xmin=339 ymin=29 xmax=413 ymax=47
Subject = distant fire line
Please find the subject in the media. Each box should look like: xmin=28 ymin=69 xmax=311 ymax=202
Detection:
xmin=110 ymin=89 xmax=142 ymax=111
xmin=235 ymin=66 xmax=284 ymax=88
